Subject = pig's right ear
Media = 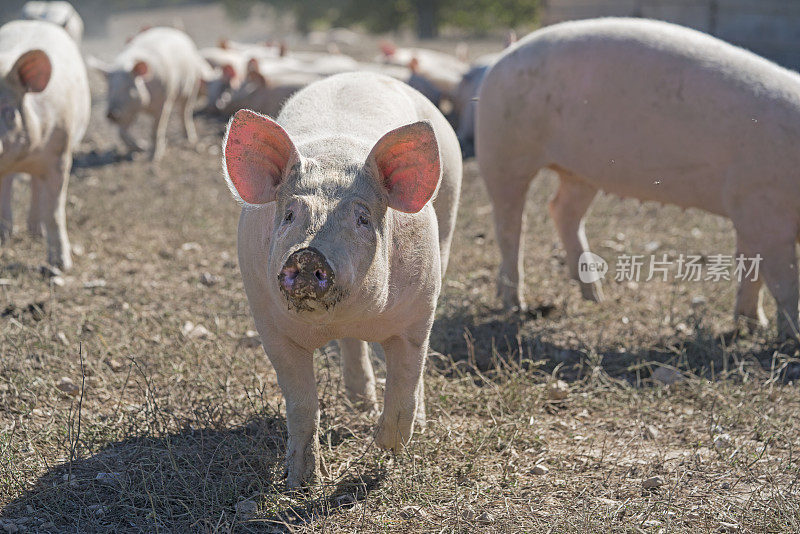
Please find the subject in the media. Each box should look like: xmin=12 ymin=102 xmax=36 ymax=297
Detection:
xmin=223 ymin=109 xmax=300 ymax=205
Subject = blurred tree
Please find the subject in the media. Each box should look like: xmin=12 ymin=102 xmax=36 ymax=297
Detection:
xmin=221 ymin=0 xmax=539 ymax=37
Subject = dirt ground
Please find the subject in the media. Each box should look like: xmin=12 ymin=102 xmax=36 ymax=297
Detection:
xmin=1 ymin=4 xmax=799 ymax=534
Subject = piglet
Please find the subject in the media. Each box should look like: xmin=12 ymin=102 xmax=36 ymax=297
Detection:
xmin=0 ymin=20 xmax=90 ymax=269
xmin=90 ymin=27 xmax=206 ymax=161
xmin=222 ymin=72 xmax=462 ymax=487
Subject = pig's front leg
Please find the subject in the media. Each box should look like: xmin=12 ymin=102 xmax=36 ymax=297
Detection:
xmin=150 ymin=100 xmax=173 ymax=162
xmin=39 ymin=155 xmax=72 ymax=270
xmin=375 ymin=332 xmax=427 ymax=452
xmin=177 ymin=95 xmax=198 ymax=146
xmin=262 ymin=334 xmax=322 ymax=488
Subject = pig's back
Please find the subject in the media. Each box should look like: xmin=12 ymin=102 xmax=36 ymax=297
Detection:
xmin=0 ymin=20 xmax=90 ymax=149
xmin=279 ymin=72 xmax=452 ymax=158
xmin=480 ymin=17 xmax=800 ymax=213
xmin=126 ymin=27 xmax=203 ymax=95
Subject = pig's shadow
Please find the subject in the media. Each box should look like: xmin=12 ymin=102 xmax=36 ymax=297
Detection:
xmin=430 ymin=303 xmax=800 ymax=383
xmin=0 ymin=414 xmax=385 ymax=533
xmin=72 ymin=148 xmax=135 ymax=169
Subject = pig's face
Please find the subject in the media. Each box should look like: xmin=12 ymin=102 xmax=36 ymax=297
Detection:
xmin=269 ymin=162 xmax=385 ymax=313
xmin=105 ymin=61 xmax=150 ymax=124
xmin=0 ymin=49 xmax=51 ymax=171
xmin=223 ymin=109 xmax=441 ymax=317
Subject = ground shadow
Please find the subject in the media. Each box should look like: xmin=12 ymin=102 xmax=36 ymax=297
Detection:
xmin=72 ymin=148 xmax=135 ymax=169
xmin=430 ymin=303 xmax=800 ymax=384
xmin=0 ymin=413 xmax=386 ymax=533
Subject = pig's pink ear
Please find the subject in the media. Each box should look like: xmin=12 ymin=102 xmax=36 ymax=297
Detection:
xmin=367 ymin=120 xmax=441 ymax=213
xmin=131 ymin=60 xmax=149 ymax=78
xmin=223 ymin=109 xmax=299 ymax=204
xmin=10 ymin=50 xmax=51 ymax=93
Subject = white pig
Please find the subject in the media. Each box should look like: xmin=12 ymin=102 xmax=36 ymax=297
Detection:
xmin=21 ymin=1 xmax=83 ymax=45
xmin=222 ymin=72 xmax=462 ymax=487
xmin=0 ymin=20 xmax=90 ymax=269
xmin=476 ymin=18 xmax=800 ymax=338
xmin=91 ymin=27 xmax=204 ymax=161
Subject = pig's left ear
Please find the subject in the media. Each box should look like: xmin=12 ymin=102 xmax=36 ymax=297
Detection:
xmin=8 ymin=50 xmax=51 ymax=93
xmin=223 ymin=109 xmax=300 ymax=204
xmin=367 ymin=120 xmax=441 ymax=213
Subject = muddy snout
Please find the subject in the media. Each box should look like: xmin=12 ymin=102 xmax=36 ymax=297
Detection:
xmin=278 ymin=247 xmax=334 ymax=304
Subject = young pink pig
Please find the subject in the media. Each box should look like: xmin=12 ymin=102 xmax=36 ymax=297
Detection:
xmin=223 ymin=72 xmax=462 ymax=487
xmin=0 ymin=20 xmax=90 ymax=269
xmin=91 ymin=27 xmax=205 ymax=161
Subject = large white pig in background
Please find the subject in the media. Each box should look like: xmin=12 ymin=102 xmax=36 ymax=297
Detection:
xmin=223 ymin=72 xmax=462 ymax=487
xmin=21 ymin=1 xmax=83 ymax=44
xmin=477 ymin=18 xmax=800 ymax=338
xmin=0 ymin=20 xmax=90 ymax=270
xmin=91 ymin=27 xmax=206 ymax=162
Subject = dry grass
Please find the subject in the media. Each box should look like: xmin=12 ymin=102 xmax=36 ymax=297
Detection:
xmin=1 ymin=38 xmax=800 ymax=534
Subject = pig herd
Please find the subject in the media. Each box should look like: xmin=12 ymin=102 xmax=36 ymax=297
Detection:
xmin=1 ymin=2 xmax=799 ymax=488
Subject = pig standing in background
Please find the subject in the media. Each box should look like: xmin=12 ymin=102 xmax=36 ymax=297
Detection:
xmin=91 ymin=27 xmax=205 ymax=162
xmin=477 ymin=18 xmax=800 ymax=337
xmin=0 ymin=20 xmax=90 ymax=269
xmin=223 ymin=72 xmax=462 ymax=487
xmin=21 ymin=1 xmax=83 ymax=44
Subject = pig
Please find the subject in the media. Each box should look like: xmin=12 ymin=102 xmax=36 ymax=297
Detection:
xmin=0 ymin=20 xmax=90 ymax=269
xmin=378 ymin=43 xmax=468 ymax=102
xmin=452 ymin=54 xmax=497 ymax=157
xmin=222 ymin=71 xmax=462 ymax=487
xmin=476 ymin=18 xmax=800 ymax=338
xmin=199 ymin=47 xmax=248 ymax=112
xmin=90 ymin=27 xmax=205 ymax=161
xmin=21 ymin=1 xmax=83 ymax=45
xmin=218 ymin=68 xmax=320 ymax=117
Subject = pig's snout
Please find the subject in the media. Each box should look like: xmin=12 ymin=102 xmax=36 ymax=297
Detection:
xmin=278 ymin=247 xmax=334 ymax=304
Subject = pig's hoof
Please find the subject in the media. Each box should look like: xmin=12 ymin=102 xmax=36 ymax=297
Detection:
xmin=48 ymin=253 xmax=73 ymax=272
xmin=375 ymin=419 xmax=411 ymax=452
xmin=580 ymin=282 xmax=604 ymax=302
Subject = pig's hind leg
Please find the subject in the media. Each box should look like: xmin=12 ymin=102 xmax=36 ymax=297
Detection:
xmin=734 ymin=233 xmax=767 ymax=329
xmin=733 ymin=215 xmax=799 ymax=340
xmin=548 ymin=167 xmax=603 ymax=302
xmin=150 ymin=101 xmax=174 ymax=162
xmin=177 ymin=94 xmax=198 ymax=146
xmin=337 ymin=338 xmax=378 ymax=413
xmin=483 ymin=164 xmax=534 ymax=311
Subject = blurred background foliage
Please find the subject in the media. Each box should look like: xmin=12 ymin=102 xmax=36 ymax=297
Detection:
xmin=0 ymin=0 xmax=539 ymax=38
xmin=224 ymin=0 xmax=539 ymax=36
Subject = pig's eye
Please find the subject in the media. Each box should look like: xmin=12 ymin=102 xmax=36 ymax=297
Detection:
xmin=282 ymin=210 xmax=294 ymax=224
xmin=356 ymin=213 xmax=370 ymax=227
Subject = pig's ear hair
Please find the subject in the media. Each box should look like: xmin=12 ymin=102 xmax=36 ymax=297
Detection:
xmin=9 ymin=50 xmax=51 ymax=93
xmin=131 ymin=60 xmax=149 ymax=78
xmin=223 ymin=109 xmax=300 ymax=205
xmin=367 ymin=120 xmax=441 ymax=213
